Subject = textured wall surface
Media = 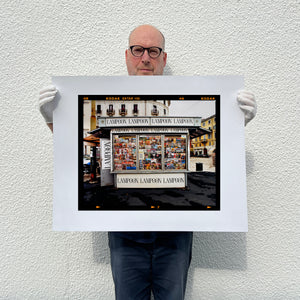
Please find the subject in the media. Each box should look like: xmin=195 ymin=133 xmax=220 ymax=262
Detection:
xmin=1 ymin=1 xmax=299 ymax=299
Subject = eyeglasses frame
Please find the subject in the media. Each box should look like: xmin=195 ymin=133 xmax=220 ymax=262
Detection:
xmin=129 ymin=45 xmax=163 ymax=59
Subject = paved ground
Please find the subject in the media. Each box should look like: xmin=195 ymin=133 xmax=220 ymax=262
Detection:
xmin=80 ymin=171 xmax=218 ymax=210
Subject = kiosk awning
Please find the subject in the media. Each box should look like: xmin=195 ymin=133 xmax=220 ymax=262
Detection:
xmin=88 ymin=116 xmax=211 ymax=139
xmin=88 ymin=126 xmax=211 ymax=139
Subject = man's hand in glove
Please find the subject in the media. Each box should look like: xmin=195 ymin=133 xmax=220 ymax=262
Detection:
xmin=237 ymin=90 xmax=257 ymax=126
xmin=39 ymin=85 xmax=57 ymax=132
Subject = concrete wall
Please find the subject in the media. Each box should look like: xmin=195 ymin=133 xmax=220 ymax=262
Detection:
xmin=1 ymin=1 xmax=299 ymax=299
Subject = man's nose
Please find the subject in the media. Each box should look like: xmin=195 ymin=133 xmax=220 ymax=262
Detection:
xmin=141 ymin=49 xmax=151 ymax=62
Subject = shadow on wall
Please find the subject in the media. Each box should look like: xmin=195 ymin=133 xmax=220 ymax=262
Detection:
xmin=184 ymin=233 xmax=247 ymax=300
xmin=246 ymin=150 xmax=255 ymax=175
xmin=91 ymin=233 xmax=247 ymax=270
xmin=92 ymin=232 xmax=111 ymax=264
xmin=192 ymin=232 xmax=247 ymax=270
xmin=164 ymin=64 xmax=172 ymax=75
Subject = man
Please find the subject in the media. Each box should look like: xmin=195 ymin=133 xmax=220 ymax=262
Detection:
xmin=39 ymin=25 xmax=256 ymax=300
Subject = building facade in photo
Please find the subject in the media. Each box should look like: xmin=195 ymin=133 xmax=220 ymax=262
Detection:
xmin=191 ymin=114 xmax=216 ymax=156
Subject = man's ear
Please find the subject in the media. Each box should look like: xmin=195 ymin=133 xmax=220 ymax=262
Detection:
xmin=163 ymin=52 xmax=167 ymax=67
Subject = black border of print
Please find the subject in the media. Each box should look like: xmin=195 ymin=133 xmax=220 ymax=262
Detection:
xmin=78 ymin=95 xmax=220 ymax=211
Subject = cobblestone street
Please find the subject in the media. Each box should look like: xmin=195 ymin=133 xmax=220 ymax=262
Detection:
xmin=81 ymin=171 xmax=218 ymax=210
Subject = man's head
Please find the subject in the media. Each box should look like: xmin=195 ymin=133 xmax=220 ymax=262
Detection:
xmin=126 ymin=25 xmax=167 ymax=76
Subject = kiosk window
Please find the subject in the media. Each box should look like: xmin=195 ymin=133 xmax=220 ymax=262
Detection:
xmin=164 ymin=136 xmax=186 ymax=170
xmin=113 ymin=135 xmax=136 ymax=170
xmin=139 ymin=135 xmax=162 ymax=170
xmin=112 ymin=134 xmax=187 ymax=172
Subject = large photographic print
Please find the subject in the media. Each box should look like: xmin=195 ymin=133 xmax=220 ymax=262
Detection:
xmin=53 ymin=76 xmax=247 ymax=231
xmin=79 ymin=95 xmax=220 ymax=211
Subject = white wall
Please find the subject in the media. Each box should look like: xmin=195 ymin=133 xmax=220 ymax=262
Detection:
xmin=1 ymin=1 xmax=299 ymax=299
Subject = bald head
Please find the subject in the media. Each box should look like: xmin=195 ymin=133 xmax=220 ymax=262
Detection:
xmin=126 ymin=24 xmax=167 ymax=76
xmin=129 ymin=25 xmax=165 ymax=50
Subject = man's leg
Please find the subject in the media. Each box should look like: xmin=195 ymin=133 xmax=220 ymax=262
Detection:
xmin=108 ymin=233 xmax=152 ymax=300
xmin=151 ymin=232 xmax=193 ymax=300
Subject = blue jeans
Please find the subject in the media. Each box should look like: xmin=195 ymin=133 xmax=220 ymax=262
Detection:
xmin=108 ymin=232 xmax=193 ymax=300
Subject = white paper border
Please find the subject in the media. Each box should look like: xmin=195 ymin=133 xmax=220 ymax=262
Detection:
xmin=52 ymin=76 xmax=246 ymax=232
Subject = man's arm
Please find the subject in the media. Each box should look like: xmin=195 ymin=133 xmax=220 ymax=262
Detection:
xmin=39 ymin=85 xmax=57 ymax=132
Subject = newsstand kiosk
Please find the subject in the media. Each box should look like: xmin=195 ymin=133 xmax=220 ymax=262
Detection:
xmin=88 ymin=116 xmax=210 ymax=189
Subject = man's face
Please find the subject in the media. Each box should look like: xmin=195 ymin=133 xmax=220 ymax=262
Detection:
xmin=126 ymin=26 xmax=167 ymax=76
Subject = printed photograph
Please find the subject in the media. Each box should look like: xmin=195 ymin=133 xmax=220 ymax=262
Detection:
xmin=78 ymin=95 xmax=219 ymax=210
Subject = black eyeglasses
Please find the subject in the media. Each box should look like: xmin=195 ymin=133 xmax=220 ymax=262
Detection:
xmin=129 ymin=45 xmax=163 ymax=59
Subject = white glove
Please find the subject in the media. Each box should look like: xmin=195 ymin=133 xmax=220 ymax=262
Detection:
xmin=237 ymin=90 xmax=257 ymax=126
xmin=39 ymin=85 xmax=57 ymax=123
